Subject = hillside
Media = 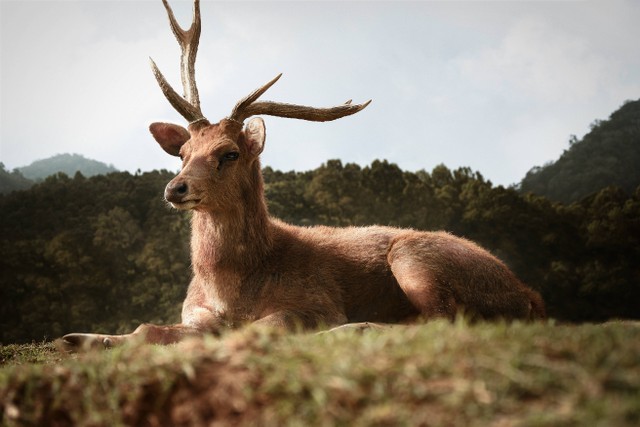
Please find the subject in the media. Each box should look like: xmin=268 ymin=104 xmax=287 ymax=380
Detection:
xmin=519 ymin=99 xmax=640 ymax=203
xmin=18 ymin=153 xmax=117 ymax=181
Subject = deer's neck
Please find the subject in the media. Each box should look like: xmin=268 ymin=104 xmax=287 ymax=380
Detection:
xmin=190 ymin=168 xmax=272 ymax=278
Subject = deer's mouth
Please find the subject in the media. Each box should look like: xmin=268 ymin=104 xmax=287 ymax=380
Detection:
xmin=170 ymin=199 xmax=201 ymax=210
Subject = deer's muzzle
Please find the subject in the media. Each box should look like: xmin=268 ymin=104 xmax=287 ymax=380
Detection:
xmin=165 ymin=180 xmax=199 ymax=209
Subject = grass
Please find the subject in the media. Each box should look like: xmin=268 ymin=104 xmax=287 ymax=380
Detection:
xmin=1 ymin=320 xmax=639 ymax=426
xmin=0 ymin=341 xmax=61 ymax=367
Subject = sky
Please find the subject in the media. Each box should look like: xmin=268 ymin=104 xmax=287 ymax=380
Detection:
xmin=1 ymin=0 xmax=639 ymax=187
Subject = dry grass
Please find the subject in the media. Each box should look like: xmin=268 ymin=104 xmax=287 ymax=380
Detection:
xmin=1 ymin=320 xmax=639 ymax=426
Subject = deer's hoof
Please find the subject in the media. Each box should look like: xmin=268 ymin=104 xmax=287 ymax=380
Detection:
xmin=59 ymin=333 xmax=114 ymax=352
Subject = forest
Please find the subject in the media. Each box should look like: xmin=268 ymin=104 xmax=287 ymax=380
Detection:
xmin=0 ymin=159 xmax=638 ymax=344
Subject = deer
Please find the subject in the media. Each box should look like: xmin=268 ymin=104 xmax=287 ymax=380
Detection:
xmin=61 ymin=0 xmax=545 ymax=351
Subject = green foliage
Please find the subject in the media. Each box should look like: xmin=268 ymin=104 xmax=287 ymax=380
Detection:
xmin=520 ymin=99 xmax=640 ymax=203
xmin=18 ymin=153 xmax=117 ymax=182
xmin=1 ymin=158 xmax=639 ymax=344
xmin=0 ymin=163 xmax=33 ymax=194
xmin=1 ymin=321 xmax=639 ymax=426
xmin=0 ymin=171 xmax=189 ymax=344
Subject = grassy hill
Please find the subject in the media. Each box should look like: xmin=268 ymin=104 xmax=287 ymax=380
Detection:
xmin=1 ymin=320 xmax=639 ymax=426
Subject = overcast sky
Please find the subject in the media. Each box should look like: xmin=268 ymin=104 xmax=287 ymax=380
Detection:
xmin=2 ymin=0 xmax=639 ymax=186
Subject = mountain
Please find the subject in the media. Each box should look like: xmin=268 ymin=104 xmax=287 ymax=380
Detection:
xmin=17 ymin=153 xmax=118 ymax=182
xmin=1 ymin=154 xmax=119 ymax=194
xmin=519 ymin=99 xmax=640 ymax=203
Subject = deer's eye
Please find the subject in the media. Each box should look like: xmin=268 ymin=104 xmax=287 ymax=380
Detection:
xmin=217 ymin=151 xmax=240 ymax=171
xmin=223 ymin=152 xmax=239 ymax=161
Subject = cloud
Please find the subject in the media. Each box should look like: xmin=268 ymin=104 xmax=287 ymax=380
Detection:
xmin=455 ymin=18 xmax=607 ymax=103
xmin=419 ymin=8 xmax=640 ymax=184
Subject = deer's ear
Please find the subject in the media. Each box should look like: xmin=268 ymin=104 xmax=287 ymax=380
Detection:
xmin=244 ymin=117 xmax=266 ymax=156
xmin=149 ymin=122 xmax=190 ymax=157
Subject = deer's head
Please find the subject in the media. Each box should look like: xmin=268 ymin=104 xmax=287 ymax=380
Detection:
xmin=149 ymin=0 xmax=370 ymax=213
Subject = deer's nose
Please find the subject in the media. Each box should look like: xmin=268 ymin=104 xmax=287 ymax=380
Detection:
xmin=165 ymin=180 xmax=188 ymax=203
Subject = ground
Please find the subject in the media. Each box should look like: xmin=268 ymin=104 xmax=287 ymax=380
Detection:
xmin=1 ymin=319 xmax=639 ymax=426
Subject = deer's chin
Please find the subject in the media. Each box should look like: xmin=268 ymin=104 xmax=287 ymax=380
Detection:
xmin=170 ymin=199 xmax=201 ymax=210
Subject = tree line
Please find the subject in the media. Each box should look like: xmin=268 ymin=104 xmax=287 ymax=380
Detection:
xmin=1 ymin=163 xmax=638 ymax=344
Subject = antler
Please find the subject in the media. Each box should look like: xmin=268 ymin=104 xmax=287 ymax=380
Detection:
xmin=150 ymin=0 xmax=207 ymax=124
xmin=228 ymin=74 xmax=372 ymax=123
xmin=152 ymin=0 xmax=370 ymax=125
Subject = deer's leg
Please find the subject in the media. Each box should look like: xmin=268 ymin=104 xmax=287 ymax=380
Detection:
xmin=60 ymin=332 xmax=127 ymax=351
xmin=60 ymin=306 xmax=224 ymax=352
xmin=387 ymin=237 xmax=457 ymax=321
xmin=60 ymin=323 xmax=203 ymax=352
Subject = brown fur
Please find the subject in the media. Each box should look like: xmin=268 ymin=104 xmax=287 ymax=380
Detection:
xmin=62 ymin=117 xmax=545 ymax=350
